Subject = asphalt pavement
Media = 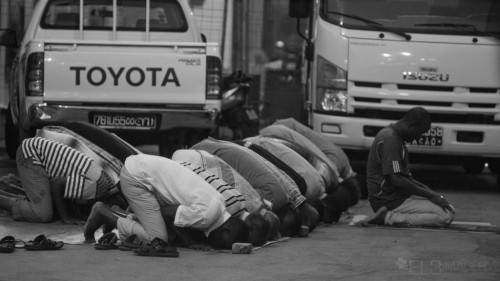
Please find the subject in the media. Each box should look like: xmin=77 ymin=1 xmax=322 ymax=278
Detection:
xmin=0 ymin=112 xmax=499 ymax=281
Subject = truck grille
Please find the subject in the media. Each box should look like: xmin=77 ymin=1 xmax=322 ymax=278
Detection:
xmin=354 ymin=81 xmax=498 ymax=94
xmin=352 ymin=109 xmax=498 ymax=125
xmin=349 ymin=81 xmax=500 ymax=125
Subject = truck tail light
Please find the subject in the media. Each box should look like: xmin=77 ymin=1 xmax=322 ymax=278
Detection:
xmin=206 ymin=56 xmax=222 ymax=100
xmin=316 ymin=55 xmax=348 ymax=112
xmin=26 ymin=52 xmax=44 ymax=97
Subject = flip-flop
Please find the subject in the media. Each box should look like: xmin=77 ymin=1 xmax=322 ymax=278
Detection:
xmin=118 ymin=234 xmax=147 ymax=251
xmin=133 ymin=238 xmax=179 ymax=257
xmin=0 ymin=236 xmax=16 ymax=253
xmin=94 ymin=232 xmax=120 ymax=250
xmin=24 ymin=235 xmax=64 ymax=251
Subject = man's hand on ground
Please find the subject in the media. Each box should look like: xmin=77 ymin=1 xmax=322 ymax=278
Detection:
xmin=429 ymin=194 xmax=455 ymax=214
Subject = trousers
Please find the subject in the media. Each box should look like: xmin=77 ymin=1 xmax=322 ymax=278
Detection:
xmin=117 ymin=165 xmax=168 ymax=243
xmin=385 ymin=196 xmax=454 ymax=227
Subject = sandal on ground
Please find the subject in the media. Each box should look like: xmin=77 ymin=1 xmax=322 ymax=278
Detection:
xmin=119 ymin=234 xmax=147 ymax=251
xmin=24 ymin=235 xmax=64 ymax=251
xmin=94 ymin=232 xmax=120 ymax=250
xmin=133 ymin=238 xmax=179 ymax=257
xmin=0 ymin=236 xmax=16 ymax=253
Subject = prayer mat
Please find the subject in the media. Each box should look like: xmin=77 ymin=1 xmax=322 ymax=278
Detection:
xmin=348 ymin=214 xmax=499 ymax=234
xmin=0 ymin=210 xmax=106 ymax=245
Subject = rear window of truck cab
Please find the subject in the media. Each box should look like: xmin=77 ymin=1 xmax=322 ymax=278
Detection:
xmin=40 ymin=0 xmax=188 ymax=32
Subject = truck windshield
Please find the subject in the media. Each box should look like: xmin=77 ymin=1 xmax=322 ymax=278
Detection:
xmin=41 ymin=0 xmax=188 ymax=32
xmin=322 ymin=0 xmax=500 ymax=37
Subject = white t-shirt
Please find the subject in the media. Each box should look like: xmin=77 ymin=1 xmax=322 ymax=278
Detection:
xmin=124 ymin=154 xmax=230 ymax=236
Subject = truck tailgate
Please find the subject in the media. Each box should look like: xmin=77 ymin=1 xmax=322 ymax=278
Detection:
xmin=44 ymin=45 xmax=207 ymax=104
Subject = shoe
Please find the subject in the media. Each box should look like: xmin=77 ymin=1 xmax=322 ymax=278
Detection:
xmin=24 ymin=235 xmax=64 ymax=251
xmin=119 ymin=234 xmax=146 ymax=251
xmin=0 ymin=236 xmax=15 ymax=253
xmin=94 ymin=232 xmax=120 ymax=250
xmin=133 ymin=238 xmax=179 ymax=257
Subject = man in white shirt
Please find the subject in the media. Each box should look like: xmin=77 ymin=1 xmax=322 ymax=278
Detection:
xmin=84 ymin=154 xmax=249 ymax=250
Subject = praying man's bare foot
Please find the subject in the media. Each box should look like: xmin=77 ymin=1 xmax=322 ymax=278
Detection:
xmin=355 ymin=206 xmax=388 ymax=227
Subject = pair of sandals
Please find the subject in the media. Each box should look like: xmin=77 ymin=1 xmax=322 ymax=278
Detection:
xmin=94 ymin=233 xmax=178 ymax=257
xmin=94 ymin=233 xmax=144 ymax=251
xmin=0 ymin=235 xmax=64 ymax=253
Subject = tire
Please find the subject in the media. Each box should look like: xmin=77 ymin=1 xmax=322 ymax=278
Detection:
xmin=4 ymin=106 xmax=20 ymax=159
xmin=158 ymin=128 xmax=190 ymax=158
xmin=462 ymin=161 xmax=485 ymax=174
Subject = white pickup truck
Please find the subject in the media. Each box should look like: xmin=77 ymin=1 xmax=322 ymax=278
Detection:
xmin=0 ymin=0 xmax=222 ymax=158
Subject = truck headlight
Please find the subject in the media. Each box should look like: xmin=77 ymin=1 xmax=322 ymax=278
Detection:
xmin=316 ymin=55 xmax=347 ymax=112
xmin=321 ymin=89 xmax=347 ymax=111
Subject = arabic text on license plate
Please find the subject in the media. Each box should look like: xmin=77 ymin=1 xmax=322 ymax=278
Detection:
xmin=409 ymin=126 xmax=443 ymax=146
xmin=93 ymin=114 xmax=157 ymax=130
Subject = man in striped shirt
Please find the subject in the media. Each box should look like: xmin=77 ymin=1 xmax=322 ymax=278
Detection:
xmin=175 ymin=160 xmax=271 ymax=246
xmin=0 ymin=137 xmax=116 ymax=224
xmin=361 ymin=107 xmax=455 ymax=227
xmin=172 ymin=149 xmax=281 ymax=241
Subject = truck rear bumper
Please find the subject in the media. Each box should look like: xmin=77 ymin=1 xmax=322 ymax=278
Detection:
xmin=312 ymin=113 xmax=500 ymax=158
xmin=26 ymin=103 xmax=219 ymax=132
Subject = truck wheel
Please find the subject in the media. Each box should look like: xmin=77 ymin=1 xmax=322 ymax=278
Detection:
xmin=159 ymin=128 xmax=188 ymax=158
xmin=462 ymin=161 xmax=485 ymax=174
xmin=4 ymin=106 xmax=20 ymax=159
xmin=487 ymin=160 xmax=500 ymax=188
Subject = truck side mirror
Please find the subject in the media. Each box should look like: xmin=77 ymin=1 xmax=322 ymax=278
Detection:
xmin=289 ymin=0 xmax=312 ymax=18
xmin=0 ymin=29 xmax=19 ymax=48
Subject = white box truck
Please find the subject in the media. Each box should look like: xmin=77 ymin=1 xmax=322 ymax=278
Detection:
xmin=289 ymin=0 xmax=500 ymax=186
xmin=0 ymin=0 xmax=222 ymax=158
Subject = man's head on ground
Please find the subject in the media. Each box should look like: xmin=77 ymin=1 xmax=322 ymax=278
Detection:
xmin=275 ymin=206 xmax=302 ymax=237
xmin=340 ymin=176 xmax=362 ymax=207
xmin=208 ymin=217 xmax=249 ymax=250
xmin=262 ymin=210 xmax=281 ymax=240
xmin=243 ymin=213 xmax=271 ymax=246
xmin=310 ymin=195 xmax=343 ymax=224
xmin=397 ymin=106 xmax=431 ymax=142
xmin=330 ymin=184 xmax=351 ymax=212
xmin=297 ymin=202 xmax=320 ymax=232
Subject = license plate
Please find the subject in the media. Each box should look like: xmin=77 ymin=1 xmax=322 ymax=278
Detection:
xmin=408 ymin=126 xmax=443 ymax=146
xmin=92 ymin=113 xmax=157 ymax=130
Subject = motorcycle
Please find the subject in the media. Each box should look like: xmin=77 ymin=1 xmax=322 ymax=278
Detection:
xmin=216 ymin=70 xmax=260 ymax=140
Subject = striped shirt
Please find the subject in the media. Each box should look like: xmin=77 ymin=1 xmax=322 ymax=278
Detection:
xmin=172 ymin=149 xmax=269 ymax=214
xmin=177 ymin=161 xmax=248 ymax=219
xmin=21 ymin=137 xmax=92 ymax=199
